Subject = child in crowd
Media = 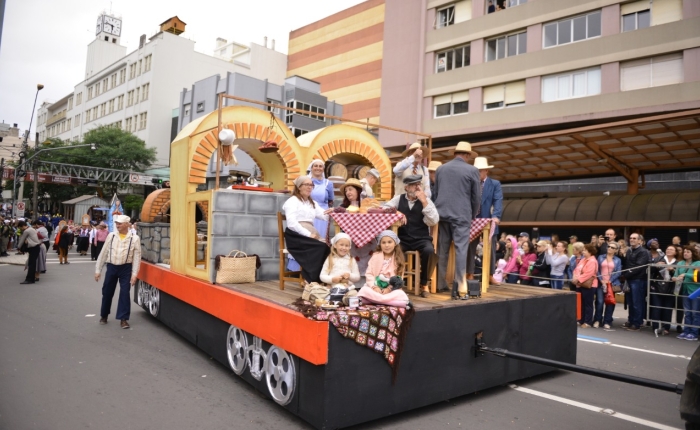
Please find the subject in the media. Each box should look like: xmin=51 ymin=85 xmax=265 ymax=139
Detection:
xmin=320 ymin=233 xmax=361 ymax=290
xmin=358 ymin=231 xmax=410 ymax=308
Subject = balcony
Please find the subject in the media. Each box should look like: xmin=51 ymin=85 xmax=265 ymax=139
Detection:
xmin=46 ymin=110 xmax=66 ymax=127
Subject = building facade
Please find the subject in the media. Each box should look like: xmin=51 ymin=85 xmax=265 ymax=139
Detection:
xmin=36 ymin=14 xmax=287 ymax=168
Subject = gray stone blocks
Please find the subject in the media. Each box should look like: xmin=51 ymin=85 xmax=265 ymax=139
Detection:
xmin=229 ymin=215 xmax=261 ymax=236
xmin=247 ymin=193 xmax=278 ymax=214
xmin=213 ymin=190 xmax=246 ymax=212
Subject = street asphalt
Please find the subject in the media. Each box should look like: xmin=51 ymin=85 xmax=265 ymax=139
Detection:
xmin=1 ymin=250 xmax=697 ymax=430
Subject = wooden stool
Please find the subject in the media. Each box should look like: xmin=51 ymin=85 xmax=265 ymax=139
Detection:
xmin=404 ymin=251 xmax=421 ymax=296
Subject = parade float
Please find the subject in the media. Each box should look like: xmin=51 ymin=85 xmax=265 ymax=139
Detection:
xmin=135 ymin=96 xmax=577 ymax=429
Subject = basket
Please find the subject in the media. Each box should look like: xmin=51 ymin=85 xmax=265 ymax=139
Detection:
xmin=215 ymin=250 xmax=258 ymax=284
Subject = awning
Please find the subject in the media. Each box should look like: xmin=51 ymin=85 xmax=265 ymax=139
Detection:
xmin=500 ymin=192 xmax=700 ymax=227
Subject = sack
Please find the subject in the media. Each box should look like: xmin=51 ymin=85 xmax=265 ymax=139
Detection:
xmin=604 ymin=282 xmax=616 ymax=305
xmin=302 ymin=282 xmax=330 ymax=302
xmin=214 ymin=250 xmax=260 ymax=284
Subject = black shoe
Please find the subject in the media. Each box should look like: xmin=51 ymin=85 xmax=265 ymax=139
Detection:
xmin=99 ymin=317 xmax=108 ymax=325
xmin=40 ymin=271 xmax=46 ymax=273
xmin=621 ymin=322 xmax=632 ymax=329
xmin=20 ymin=281 xmax=35 ymax=284
xmin=625 ymin=325 xmax=640 ymax=331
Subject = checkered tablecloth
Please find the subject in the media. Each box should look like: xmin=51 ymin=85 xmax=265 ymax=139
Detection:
xmin=330 ymin=212 xmax=405 ymax=247
xmin=469 ymin=218 xmax=496 ymax=242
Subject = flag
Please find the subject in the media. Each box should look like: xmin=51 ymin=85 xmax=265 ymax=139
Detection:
xmin=106 ymin=194 xmax=123 ymax=233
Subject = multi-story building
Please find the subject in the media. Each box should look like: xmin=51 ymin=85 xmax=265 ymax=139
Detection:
xmin=36 ymin=14 xmax=287 ymax=168
xmin=177 ymin=73 xmax=343 ymax=182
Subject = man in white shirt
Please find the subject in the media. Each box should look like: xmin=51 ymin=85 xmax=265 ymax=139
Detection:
xmin=393 ymin=142 xmax=431 ymax=199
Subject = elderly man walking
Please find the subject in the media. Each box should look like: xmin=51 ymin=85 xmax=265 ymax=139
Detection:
xmin=95 ymin=214 xmax=141 ymax=329
xmin=16 ymin=220 xmax=42 ymax=284
xmin=434 ymin=141 xmax=481 ymax=299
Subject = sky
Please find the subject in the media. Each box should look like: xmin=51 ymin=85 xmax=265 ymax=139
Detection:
xmin=0 ymin=0 xmax=366 ymax=136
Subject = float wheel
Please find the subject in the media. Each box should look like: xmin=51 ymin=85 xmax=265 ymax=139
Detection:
xmin=265 ymin=346 xmax=296 ymax=406
xmin=226 ymin=325 xmax=248 ymax=375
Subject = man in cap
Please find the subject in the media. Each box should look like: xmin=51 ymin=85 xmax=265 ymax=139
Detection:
xmin=360 ymin=168 xmax=380 ymax=199
xmin=428 ymin=161 xmax=442 ymax=197
xmin=16 ymin=220 xmax=42 ymax=284
xmin=382 ymin=174 xmax=439 ymax=297
xmin=95 ymin=214 xmax=142 ymax=329
xmin=433 ymin=141 xmax=481 ymax=299
xmin=518 ymin=232 xmax=529 ymax=246
xmin=466 ymin=157 xmax=502 ymax=284
xmin=393 ymin=142 xmax=431 ymax=199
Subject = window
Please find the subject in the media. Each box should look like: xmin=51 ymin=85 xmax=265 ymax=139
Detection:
xmin=183 ymin=104 xmax=191 ymax=117
xmin=111 ymin=74 xmax=117 ymax=88
xmin=96 ymin=82 xmax=101 ymax=95
xmin=117 ymin=95 xmax=124 ymax=110
xmin=129 ymin=64 xmax=136 ymax=79
xmin=436 ymin=5 xmax=455 ymax=28
xmin=76 ymin=92 xmax=82 ymax=105
xmin=293 ymin=101 xmax=325 ymax=121
xmin=138 ymin=59 xmax=142 ymax=76
xmin=292 ymin=128 xmax=309 ymax=138
xmin=86 ymin=110 xmax=91 ymax=122
xmin=127 ymin=90 xmax=134 ymax=106
xmin=486 ymin=31 xmax=526 ymax=62
xmin=119 ymin=69 xmax=126 ymax=84
xmin=144 ymin=55 xmax=152 ymax=72
xmin=68 ymin=98 xmax=73 ymax=110
xmin=436 ymin=44 xmax=471 ymax=73
xmin=484 ymin=81 xmax=526 ymax=110
xmin=621 ymin=53 xmax=683 ymax=91
xmin=623 ymin=9 xmax=650 ymax=31
xmin=109 ymin=99 xmax=115 ymax=113
xmin=433 ymin=91 xmax=470 ymax=117
xmin=125 ymin=117 xmax=132 ymax=131
xmin=196 ymin=102 xmax=205 ymax=113
xmin=67 ymin=118 xmax=71 ymax=130
xmin=508 ymin=0 xmax=527 ymax=6
xmin=135 ymin=88 xmax=140 ymax=104
xmin=142 ymin=83 xmax=149 ymax=101
xmin=542 ymin=67 xmax=601 ymax=102
xmin=543 ymin=11 xmax=601 ymax=48
xmin=139 ymin=112 xmax=147 ymax=130
xmin=100 ymin=103 xmax=106 ymax=117
xmin=75 ymin=114 xmax=80 ymax=126
xmin=267 ymin=99 xmax=281 ymax=114
xmin=285 ymin=101 xmax=294 ymax=123
xmin=88 ymin=87 xmax=93 ymax=100
xmin=103 ymin=78 xmax=109 ymax=92
xmin=92 ymin=107 xmax=98 ymax=119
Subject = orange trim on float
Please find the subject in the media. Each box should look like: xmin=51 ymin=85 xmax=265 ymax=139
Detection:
xmin=139 ymin=262 xmax=329 ymax=365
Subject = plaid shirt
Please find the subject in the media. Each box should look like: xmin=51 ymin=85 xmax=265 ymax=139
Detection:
xmin=95 ymin=231 xmax=141 ymax=277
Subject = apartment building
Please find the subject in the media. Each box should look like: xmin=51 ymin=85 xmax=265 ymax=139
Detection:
xmin=37 ymin=14 xmax=287 ymax=168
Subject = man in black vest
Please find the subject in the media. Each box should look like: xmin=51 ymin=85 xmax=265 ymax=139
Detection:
xmin=382 ymin=175 xmax=439 ymax=297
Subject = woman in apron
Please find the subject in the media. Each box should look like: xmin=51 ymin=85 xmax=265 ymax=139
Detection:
xmin=288 ymin=160 xmax=334 ymax=272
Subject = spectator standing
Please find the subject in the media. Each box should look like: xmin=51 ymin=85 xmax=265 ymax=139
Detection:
xmin=546 ymin=241 xmax=569 ymax=290
xmin=568 ymin=242 xmax=585 ymax=289
xmin=394 ymin=142 xmax=431 ymax=199
xmin=531 ymin=240 xmax=551 ymax=287
xmin=502 ymin=236 xmax=520 ymax=284
xmin=434 ymin=141 xmax=480 ymax=299
xmin=573 ymin=244 xmax=599 ymax=328
xmin=57 ymin=225 xmax=74 ymax=265
xmin=672 ymin=236 xmax=682 ymax=246
xmin=598 ymin=228 xmax=617 ymax=257
xmin=517 ymin=232 xmax=529 ymax=247
xmin=649 ymin=245 xmax=678 ymax=336
xmin=89 ymin=224 xmax=97 ymax=260
xmin=517 ymin=240 xmax=537 ymax=286
xmin=467 ymin=157 xmax=503 ymax=284
xmin=568 ymin=235 xmax=578 ymax=256
xmin=16 ymin=221 xmax=41 ymax=284
xmin=94 ymin=222 xmax=110 ymax=259
xmin=596 ymin=241 xmax=622 ymax=329
xmin=675 ymin=246 xmax=700 ymax=341
xmin=0 ymin=219 xmax=11 ymax=257
xmin=621 ymin=233 xmax=650 ymax=332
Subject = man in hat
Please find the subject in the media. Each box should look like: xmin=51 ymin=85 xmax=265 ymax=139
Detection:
xmin=16 ymin=220 xmax=42 ymax=284
xmin=433 ymin=141 xmax=481 ymax=299
xmin=360 ymin=168 xmax=380 ymax=199
xmin=95 ymin=214 xmax=142 ymax=329
xmin=393 ymin=142 xmax=431 ymax=199
xmin=466 ymin=157 xmax=502 ymax=284
xmin=382 ymin=174 xmax=439 ymax=297
xmin=428 ymin=161 xmax=442 ymax=197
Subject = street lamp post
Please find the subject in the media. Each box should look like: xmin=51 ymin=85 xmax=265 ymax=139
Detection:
xmin=14 ymin=84 xmax=43 ymax=218
xmin=32 ymin=131 xmax=39 ymax=215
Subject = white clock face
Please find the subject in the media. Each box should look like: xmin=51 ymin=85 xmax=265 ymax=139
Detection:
xmin=96 ymin=16 xmax=103 ymax=35
xmin=104 ymin=16 xmax=122 ymax=36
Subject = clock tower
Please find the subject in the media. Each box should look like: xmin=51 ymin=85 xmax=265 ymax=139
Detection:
xmin=85 ymin=13 xmax=126 ymax=79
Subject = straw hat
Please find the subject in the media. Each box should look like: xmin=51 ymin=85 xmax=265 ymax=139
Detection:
xmin=451 ymin=141 xmax=478 ymax=156
xmin=114 ymin=214 xmax=131 ymax=223
xmin=402 ymin=141 xmax=429 ymax=157
xmin=428 ymin=161 xmax=442 ymax=171
xmin=340 ymin=178 xmax=363 ymax=195
xmin=473 ymin=156 xmax=493 ymax=170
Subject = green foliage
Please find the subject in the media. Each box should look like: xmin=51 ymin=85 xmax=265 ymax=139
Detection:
xmin=123 ymin=194 xmax=144 ymax=212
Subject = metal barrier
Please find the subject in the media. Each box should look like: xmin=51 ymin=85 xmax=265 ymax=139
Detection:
xmin=646 ymin=262 xmax=700 ymax=337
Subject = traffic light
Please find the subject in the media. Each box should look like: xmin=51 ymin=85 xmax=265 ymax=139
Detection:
xmin=152 ymin=178 xmax=163 ymax=185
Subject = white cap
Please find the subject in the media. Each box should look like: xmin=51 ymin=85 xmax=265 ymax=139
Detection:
xmin=114 ymin=214 xmax=131 ymax=223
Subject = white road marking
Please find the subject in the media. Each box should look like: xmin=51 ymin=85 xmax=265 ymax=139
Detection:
xmin=577 ymin=338 xmax=690 ymax=360
xmin=509 ymin=384 xmax=680 ymax=430
xmin=47 ymin=261 xmax=94 ymax=264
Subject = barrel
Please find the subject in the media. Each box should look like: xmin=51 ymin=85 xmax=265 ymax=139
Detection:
xmin=327 ymin=176 xmax=346 ymax=197
xmin=325 ymin=161 xmax=347 ymax=179
xmin=347 ymin=164 xmax=370 ymax=179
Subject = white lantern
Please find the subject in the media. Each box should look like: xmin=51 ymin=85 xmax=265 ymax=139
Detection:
xmin=218 ymin=129 xmax=235 ymax=146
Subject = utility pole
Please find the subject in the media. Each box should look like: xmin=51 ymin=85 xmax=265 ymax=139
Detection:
xmin=16 ymin=130 xmax=28 ymax=217
xmin=32 ymin=131 xmax=39 ymax=216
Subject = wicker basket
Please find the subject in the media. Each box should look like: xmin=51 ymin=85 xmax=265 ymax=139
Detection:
xmin=215 ymin=250 xmax=257 ymax=284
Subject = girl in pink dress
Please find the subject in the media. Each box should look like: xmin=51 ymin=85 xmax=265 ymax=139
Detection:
xmin=357 ymin=231 xmax=410 ymax=308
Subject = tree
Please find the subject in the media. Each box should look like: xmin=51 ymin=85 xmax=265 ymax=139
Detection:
xmin=123 ymin=194 xmax=145 ymax=218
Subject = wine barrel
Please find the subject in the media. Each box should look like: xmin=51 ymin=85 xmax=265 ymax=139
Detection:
xmin=328 ymin=176 xmax=346 ymax=197
xmin=347 ymin=164 xmax=370 ymax=179
xmin=325 ymin=161 xmax=347 ymax=179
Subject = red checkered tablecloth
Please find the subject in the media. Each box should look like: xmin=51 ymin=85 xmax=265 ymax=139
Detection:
xmin=469 ymin=218 xmax=496 ymax=242
xmin=330 ymin=212 xmax=405 ymax=247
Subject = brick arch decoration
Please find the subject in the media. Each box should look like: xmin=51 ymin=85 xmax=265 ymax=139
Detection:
xmin=188 ymin=122 xmax=301 ymax=189
xmin=140 ymin=188 xmax=208 ymax=223
xmin=305 ymin=128 xmax=393 ymax=200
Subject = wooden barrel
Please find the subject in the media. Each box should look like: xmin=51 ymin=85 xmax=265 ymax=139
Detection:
xmin=347 ymin=164 xmax=370 ymax=179
xmin=328 ymin=176 xmax=346 ymax=197
xmin=325 ymin=161 xmax=347 ymax=179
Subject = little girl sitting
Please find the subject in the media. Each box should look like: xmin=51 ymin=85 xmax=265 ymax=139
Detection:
xmin=358 ymin=231 xmax=410 ymax=308
xmin=320 ymin=233 xmax=361 ymax=301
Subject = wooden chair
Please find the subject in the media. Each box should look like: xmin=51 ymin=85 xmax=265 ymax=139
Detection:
xmin=277 ymin=212 xmax=303 ymax=290
xmin=404 ymin=251 xmax=421 ymax=296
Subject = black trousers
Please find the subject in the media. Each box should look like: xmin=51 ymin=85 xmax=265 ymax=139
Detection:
xmin=400 ymin=238 xmax=434 ymax=287
xmin=25 ymin=245 xmax=40 ymax=282
xmin=284 ymin=228 xmax=330 ymax=283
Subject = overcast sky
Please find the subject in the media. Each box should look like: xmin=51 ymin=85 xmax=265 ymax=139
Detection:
xmin=0 ymin=0 xmax=365 ymax=135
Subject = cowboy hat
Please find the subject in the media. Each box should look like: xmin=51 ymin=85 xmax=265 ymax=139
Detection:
xmin=340 ymin=178 xmax=363 ymax=195
xmin=402 ymin=141 xmax=429 ymax=157
xmin=428 ymin=161 xmax=442 ymax=171
xmin=451 ymin=141 xmax=478 ymax=156
xmin=473 ymin=156 xmax=493 ymax=170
